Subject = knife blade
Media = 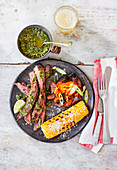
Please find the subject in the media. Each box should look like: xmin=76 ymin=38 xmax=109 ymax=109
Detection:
xmin=92 ymin=97 xmax=103 ymax=145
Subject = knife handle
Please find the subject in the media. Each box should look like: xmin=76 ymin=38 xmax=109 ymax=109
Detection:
xmin=92 ymin=113 xmax=102 ymax=145
xmin=103 ymin=99 xmax=111 ymax=144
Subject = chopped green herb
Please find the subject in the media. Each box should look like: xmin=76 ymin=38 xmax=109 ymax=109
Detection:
xmin=28 ymin=103 xmax=32 ymax=108
xmin=21 ymin=96 xmax=27 ymax=102
xmin=29 ymin=95 xmax=34 ymax=102
xmin=26 ymin=84 xmax=31 ymax=90
xmin=61 ymin=68 xmax=66 ymax=76
xmin=46 ymin=100 xmax=52 ymax=107
xmin=46 ymin=71 xmax=50 ymax=79
xmin=38 ymin=70 xmax=44 ymax=79
xmin=35 ymin=102 xmax=45 ymax=111
xmin=74 ymin=85 xmax=83 ymax=96
xmin=83 ymin=86 xmax=86 ymax=93
xmin=35 ymin=102 xmax=40 ymax=109
xmin=52 ymin=66 xmax=67 ymax=75
xmin=32 ymin=77 xmax=36 ymax=83
xmin=38 ymin=118 xmax=41 ymax=126
xmin=16 ymin=94 xmax=23 ymax=100
xmin=54 ymin=72 xmax=58 ymax=82
xmin=48 ymin=80 xmax=52 ymax=84
xmin=21 ymin=108 xmax=28 ymax=116
xmin=39 ymin=94 xmax=42 ymax=98
xmin=29 ymin=90 xmax=34 ymax=95
xmin=29 ymin=95 xmax=34 ymax=99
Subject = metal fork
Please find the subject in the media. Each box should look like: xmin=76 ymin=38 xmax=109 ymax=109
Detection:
xmin=98 ymin=73 xmax=111 ymax=144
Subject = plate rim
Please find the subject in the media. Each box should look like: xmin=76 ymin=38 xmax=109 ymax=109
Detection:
xmin=9 ymin=58 xmax=95 ymax=143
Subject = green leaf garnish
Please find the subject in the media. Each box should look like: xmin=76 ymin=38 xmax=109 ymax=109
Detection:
xmin=35 ymin=102 xmax=45 ymax=111
xmin=54 ymin=72 xmax=58 ymax=82
xmin=46 ymin=71 xmax=50 ymax=79
xmin=38 ymin=118 xmax=41 ymax=126
xmin=38 ymin=70 xmax=44 ymax=79
xmin=74 ymin=85 xmax=83 ymax=96
xmin=26 ymin=84 xmax=31 ymax=90
xmin=29 ymin=90 xmax=34 ymax=95
xmin=52 ymin=66 xmax=67 ymax=75
xmin=16 ymin=94 xmax=23 ymax=100
xmin=32 ymin=77 xmax=36 ymax=83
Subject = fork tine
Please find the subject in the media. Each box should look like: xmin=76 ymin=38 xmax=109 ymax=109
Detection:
xmin=102 ymin=74 xmax=105 ymax=90
xmin=101 ymin=74 xmax=103 ymax=90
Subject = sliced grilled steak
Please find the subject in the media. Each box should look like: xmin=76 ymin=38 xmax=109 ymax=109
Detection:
xmin=14 ymin=82 xmax=31 ymax=96
xmin=19 ymin=71 xmax=38 ymax=124
xmin=32 ymin=89 xmax=46 ymax=122
xmin=34 ymin=65 xmax=45 ymax=89
xmin=33 ymin=123 xmax=40 ymax=131
xmin=77 ymin=79 xmax=82 ymax=89
xmin=17 ymin=112 xmax=23 ymax=121
xmin=45 ymin=65 xmax=53 ymax=79
xmin=24 ymin=112 xmax=32 ymax=124
xmin=50 ymin=82 xmax=56 ymax=93
xmin=32 ymin=65 xmax=46 ymax=130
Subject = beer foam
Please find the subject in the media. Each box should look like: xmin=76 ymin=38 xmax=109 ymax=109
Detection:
xmin=55 ymin=8 xmax=77 ymax=29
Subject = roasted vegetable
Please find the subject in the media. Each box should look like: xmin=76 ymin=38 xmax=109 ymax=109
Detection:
xmin=41 ymin=101 xmax=89 ymax=139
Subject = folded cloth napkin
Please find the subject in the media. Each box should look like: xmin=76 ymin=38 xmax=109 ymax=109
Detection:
xmin=79 ymin=57 xmax=117 ymax=153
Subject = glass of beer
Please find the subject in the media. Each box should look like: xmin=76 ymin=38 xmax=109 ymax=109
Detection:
xmin=54 ymin=6 xmax=78 ymax=34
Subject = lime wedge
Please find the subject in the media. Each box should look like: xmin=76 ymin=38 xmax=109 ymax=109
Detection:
xmin=13 ymin=100 xmax=26 ymax=114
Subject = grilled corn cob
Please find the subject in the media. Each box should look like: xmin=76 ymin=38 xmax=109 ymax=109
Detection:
xmin=41 ymin=101 xmax=89 ymax=139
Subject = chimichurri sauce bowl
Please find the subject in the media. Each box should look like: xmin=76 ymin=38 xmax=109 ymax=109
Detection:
xmin=17 ymin=25 xmax=52 ymax=60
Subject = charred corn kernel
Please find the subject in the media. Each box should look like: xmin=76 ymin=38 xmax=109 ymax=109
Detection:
xmin=41 ymin=101 xmax=89 ymax=139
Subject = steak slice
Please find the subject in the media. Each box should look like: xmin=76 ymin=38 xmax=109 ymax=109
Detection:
xmin=32 ymin=89 xmax=46 ymax=122
xmin=18 ymin=71 xmax=38 ymax=124
xmin=34 ymin=65 xmax=45 ymax=89
xmin=47 ymin=82 xmax=56 ymax=100
xmin=45 ymin=65 xmax=53 ymax=79
xmin=50 ymin=82 xmax=56 ymax=93
xmin=32 ymin=65 xmax=46 ymax=130
xmin=14 ymin=82 xmax=31 ymax=96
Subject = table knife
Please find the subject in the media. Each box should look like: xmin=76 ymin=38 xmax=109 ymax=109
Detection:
xmin=92 ymin=97 xmax=103 ymax=145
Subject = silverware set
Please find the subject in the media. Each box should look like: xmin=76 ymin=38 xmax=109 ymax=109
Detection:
xmin=92 ymin=67 xmax=112 ymax=145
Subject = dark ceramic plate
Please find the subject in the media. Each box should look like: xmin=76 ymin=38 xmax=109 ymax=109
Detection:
xmin=10 ymin=58 xmax=94 ymax=143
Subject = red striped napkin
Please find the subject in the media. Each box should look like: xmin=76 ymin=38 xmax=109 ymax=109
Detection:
xmin=79 ymin=57 xmax=117 ymax=153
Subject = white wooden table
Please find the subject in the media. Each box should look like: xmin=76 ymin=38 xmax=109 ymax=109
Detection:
xmin=1 ymin=0 xmax=117 ymax=169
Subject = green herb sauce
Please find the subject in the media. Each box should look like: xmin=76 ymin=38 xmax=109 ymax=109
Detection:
xmin=19 ymin=27 xmax=50 ymax=58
